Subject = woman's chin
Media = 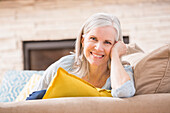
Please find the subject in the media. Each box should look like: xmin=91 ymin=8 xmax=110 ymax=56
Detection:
xmin=89 ymin=61 xmax=106 ymax=67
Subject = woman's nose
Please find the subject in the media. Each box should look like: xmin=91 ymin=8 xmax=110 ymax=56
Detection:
xmin=94 ymin=42 xmax=104 ymax=51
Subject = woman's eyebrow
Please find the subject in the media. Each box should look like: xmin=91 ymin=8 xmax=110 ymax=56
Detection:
xmin=105 ymin=40 xmax=112 ymax=42
xmin=89 ymin=35 xmax=97 ymax=37
xmin=105 ymin=39 xmax=114 ymax=43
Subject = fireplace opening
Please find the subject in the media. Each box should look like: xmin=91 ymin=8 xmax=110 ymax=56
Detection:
xmin=23 ymin=39 xmax=75 ymax=70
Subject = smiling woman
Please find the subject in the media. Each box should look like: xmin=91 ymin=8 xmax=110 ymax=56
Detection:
xmin=29 ymin=13 xmax=136 ymax=99
xmin=81 ymin=26 xmax=116 ymax=66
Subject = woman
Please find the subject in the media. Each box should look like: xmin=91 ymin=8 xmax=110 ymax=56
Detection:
xmin=30 ymin=13 xmax=136 ymax=99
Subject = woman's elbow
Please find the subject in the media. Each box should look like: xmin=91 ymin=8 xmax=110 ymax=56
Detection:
xmin=124 ymin=86 xmax=136 ymax=98
xmin=111 ymin=81 xmax=136 ymax=98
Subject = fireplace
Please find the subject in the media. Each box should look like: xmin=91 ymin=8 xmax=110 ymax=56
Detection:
xmin=23 ymin=39 xmax=76 ymax=70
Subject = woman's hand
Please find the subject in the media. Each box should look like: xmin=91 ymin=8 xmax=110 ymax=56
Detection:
xmin=110 ymin=41 xmax=127 ymax=59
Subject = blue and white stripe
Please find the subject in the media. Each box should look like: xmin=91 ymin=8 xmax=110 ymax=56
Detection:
xmin=0 ymin=70 xmax=44 ymax=102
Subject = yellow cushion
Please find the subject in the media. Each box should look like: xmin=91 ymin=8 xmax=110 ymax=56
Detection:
xmin=15 ymin=74 xmax=42 ymax=102
xmin=43 ymin=67 xmax=112 ymax=99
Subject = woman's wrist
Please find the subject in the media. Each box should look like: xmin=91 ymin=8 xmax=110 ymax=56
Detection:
xmin=110 ymin=48 xmax=120 ymax=60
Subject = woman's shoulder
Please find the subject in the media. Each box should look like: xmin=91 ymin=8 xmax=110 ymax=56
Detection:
xmin=51 ymin=54 xmax=75 ymax=65
xmin=32 ymin=54 xmax=76 ymax=92
xmin=61 ymin=54 xmax=75 ymax=60
xmin=47 ymin=54 xmax=75 ymax=72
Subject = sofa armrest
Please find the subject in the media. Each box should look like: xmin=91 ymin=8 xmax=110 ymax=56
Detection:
xmin=0 ymin=93 xmax=170 ymax=113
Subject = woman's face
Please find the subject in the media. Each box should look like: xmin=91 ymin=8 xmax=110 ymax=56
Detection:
xmin=82 ymin=26 xmax=117 ymax=67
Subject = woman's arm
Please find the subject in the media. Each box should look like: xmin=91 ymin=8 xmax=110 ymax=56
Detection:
xmin=111 ymin=65 xmax=136 ymax=97
xmin=110 ymin=41 xmax=135 ymax=97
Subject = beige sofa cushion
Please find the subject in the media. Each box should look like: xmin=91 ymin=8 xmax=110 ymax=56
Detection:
xmin=1 ymin=94 xmax=170 ymax=113
xmin=126 ymin=43 xmax=144 ymax=55
xmin=121 ymin=43 xmax=145 ymax=66
xmin=134 ymin=44 xmax=170 ymax=95
xmin=122 ymin=52 xmax=146 ymax=68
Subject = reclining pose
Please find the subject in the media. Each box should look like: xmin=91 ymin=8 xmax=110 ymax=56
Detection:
xmin=28 ymin=13 xmax=136 ymax=99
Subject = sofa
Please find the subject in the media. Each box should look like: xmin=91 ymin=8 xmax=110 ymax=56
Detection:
xmin=0 ymin=44 xmax=170 ymax=113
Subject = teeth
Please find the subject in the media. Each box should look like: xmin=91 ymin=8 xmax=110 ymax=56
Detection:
xmin=92 ymin=53 xmax=103 ymax=58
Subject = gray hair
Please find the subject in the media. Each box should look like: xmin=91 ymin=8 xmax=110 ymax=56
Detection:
xmin=72 ymin=13 xmax=123 ymax=78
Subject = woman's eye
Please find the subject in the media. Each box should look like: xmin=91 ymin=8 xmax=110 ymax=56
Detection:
xmin=105 ymin=41 xmax=112 ymax=45
xmin=90 ymin=37 xmax=97 ymax=41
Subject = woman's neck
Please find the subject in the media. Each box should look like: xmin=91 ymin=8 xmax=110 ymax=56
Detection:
xmin=88 ymin=64 xmax=110 ymax=82
xmin=81 ymin=64 xmax=110 ymax=88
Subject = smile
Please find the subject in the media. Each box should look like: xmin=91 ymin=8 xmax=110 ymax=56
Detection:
xmin=90 ymin=52 xmax=104 ymax=58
